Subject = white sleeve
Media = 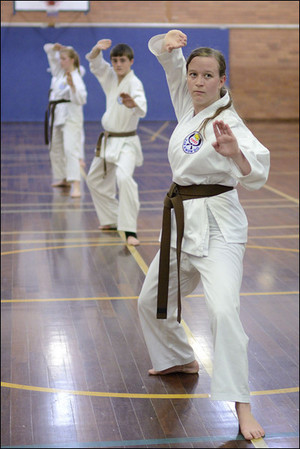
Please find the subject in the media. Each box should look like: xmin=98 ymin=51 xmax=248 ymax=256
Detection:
xmin=228 ymin=119 xmax=270 ymax=190
xmin=132 ymin=80 xmax=147 ymax=118
xmin=69 ymin=73 xmax=87 ymax=106
xmin=148 ymin=34 xmax=192 ymax=120
xmin=44 ymin=43 xmax=64 ymax=78
xmin=85 ymin=50 xmax=115 ymax=94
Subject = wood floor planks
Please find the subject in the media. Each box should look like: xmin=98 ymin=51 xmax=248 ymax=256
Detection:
xmin=1 ymin=120 xmax=299 ymax=448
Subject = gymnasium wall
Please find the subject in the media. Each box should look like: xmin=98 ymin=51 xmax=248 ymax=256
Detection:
xmin=0 ymin=25 xmax=228 ymax=122
xmin=1 ymin=0 xmax=299 ymax=121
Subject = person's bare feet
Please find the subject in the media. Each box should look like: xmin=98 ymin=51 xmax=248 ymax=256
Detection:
xmin=98 ymin=224 xmax=117 ymax=230
xmin=70 ymin=180 xmax=81 ymax=198
xmin=148 ymin=360 xmax=199 ymax=375
xmin=127 ymin=236 xmax=140 ymax=246
xmin=235 ymin=402 xmax=265 ymax=440
xmin=52 ymin=179 xmax=71 ymax=187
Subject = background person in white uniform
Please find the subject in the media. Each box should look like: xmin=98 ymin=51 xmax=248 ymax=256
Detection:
xmin=138 ymin=30 xmax=270 ymax=441
xmin=85 ymin=40 xmax=147 ymax=246
xmin=44 ymin=43 xmax=87 ymax=198
xmin=47 ymin=63 xmax=87 ymax=169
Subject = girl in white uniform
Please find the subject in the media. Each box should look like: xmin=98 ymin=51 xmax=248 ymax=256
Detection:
xmin=44 ymin=43 xmax=87 ymax=198
xmin=138 ymin=30 xmax=270 ymax=441
xmin=85 ymin=40 xmax=147 ymax=246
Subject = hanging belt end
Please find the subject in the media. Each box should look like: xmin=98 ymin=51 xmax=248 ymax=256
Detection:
xmin=157 ymin=308 xmax=167 ymax=319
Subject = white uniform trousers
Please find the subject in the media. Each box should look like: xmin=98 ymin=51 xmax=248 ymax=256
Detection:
xmin=138 ymin=209 xmax=250 ymax=403
xmin=50 ymin=122 xmax=82 ymax=182
xmin=86 ymin=148 xmax=140 ymax=232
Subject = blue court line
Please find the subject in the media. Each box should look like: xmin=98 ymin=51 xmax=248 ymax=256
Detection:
xmin=1 ymin=432 xmax=298 ymax=448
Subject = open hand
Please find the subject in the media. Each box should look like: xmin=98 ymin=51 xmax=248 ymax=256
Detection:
xmin=53 ymin=42 xmax=64 ymax=51
xmin=119 ymin=93 xmax=137 ymax=109
xmin=163 ymin=30 xmax=187 ymax=53
xmin=66 ymin=71 xmax=74 ymax=88
xmin=95 ymin=39 xmax=112 ymax=51
xmin=212 ymin=120 xmax=240 ymax=158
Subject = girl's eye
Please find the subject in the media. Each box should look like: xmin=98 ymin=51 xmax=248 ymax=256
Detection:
xmin=205 ymin=73 xmax=213 ymax=78
xmin=189 ymin=73 xmax=197 ymax=78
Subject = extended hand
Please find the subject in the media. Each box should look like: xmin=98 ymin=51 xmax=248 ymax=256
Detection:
xmin=212 ymin=120 xmax=240 ymax=158
xmin=53 ymin=42 xmax=64 ymax=51
xmin=66 ymin=71 xmax=74 ymax=88
xmin=163 ymin=29 xmax=187 ymax=53
xmin=119 ymin=93 xmax=137 ymax=109
xmin=95 ymin=39 xmax=112 ymax=51
xmin=90 ymin=39 xmax=112 ymax=59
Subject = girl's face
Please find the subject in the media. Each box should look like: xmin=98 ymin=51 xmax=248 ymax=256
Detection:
xmin=187 ymin=56 xmax=226 ymax=115
xmin=60 ymin=52 xmax=75 ymax=72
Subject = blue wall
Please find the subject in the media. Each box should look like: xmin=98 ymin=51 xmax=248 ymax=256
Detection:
xmin=1 ymin=26 xmax=229 ymax=122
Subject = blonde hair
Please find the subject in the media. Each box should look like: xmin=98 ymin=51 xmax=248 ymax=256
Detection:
xmin=186 ymin=47 xmax=232 ymax=136
xmin=60 ymin=46 xmax=81 ymax=74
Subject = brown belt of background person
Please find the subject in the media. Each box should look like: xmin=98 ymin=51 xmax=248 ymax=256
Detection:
xmin=157 ymin=182 xmax=234 ymax=323
xmin=44 ymin=99 xmax=71 ymax=146
xmin=95 ymin=130 xmax=137 ymax=176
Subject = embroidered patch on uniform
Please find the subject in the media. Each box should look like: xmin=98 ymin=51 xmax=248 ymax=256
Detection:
xmin=182 ymin=131 xmax=203 ymax=154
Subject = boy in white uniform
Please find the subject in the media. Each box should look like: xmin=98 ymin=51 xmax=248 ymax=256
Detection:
xmin=138 ymin=30 xmax=270 ymax=441
xmin=85 ymin=40 xmax=147 ymax=246
xmin=44 ymin=43 xmax=87 ymax=198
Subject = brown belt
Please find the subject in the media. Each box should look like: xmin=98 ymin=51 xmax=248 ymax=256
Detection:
xmin=44 ymin=99 xmax=71 ymax=146
xmin=157 ymin=182 xmax=234 ymax=323
xmin=95 ymin=130 xmax=137 ymax=176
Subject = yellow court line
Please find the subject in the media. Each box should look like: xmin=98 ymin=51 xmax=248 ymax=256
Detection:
xmin=1 ymin=291 xmax=298 ymax=303
xmin=262 ymin=184 xmax=299 ymax=204
xmin=0 ymin=198 xmax=295 ymax=207
xmin=1 ymin=382 xmax=298 ymax=399
xmin=246 ymin=245 xmax=298 ymax=253
xmin=1 ymin=242 xmax=298 ymax=256
xmin=1 ymin=242 xmax=125 ymax=256
xmin=139 ymin=125 xmax=171 ymax=143
xmin=149 ymin=121 xmax=170 ymax=142
xmin=1 ymin=224 xmax=298 ymax=235
xmin=2 ymin=234 xmax=298 ymax=244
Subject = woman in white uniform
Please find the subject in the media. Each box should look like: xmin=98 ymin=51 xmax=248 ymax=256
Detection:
xmin=44 ymin=43 xmax=87 ymax=198
xmin=138 ymin=30 xmax=270 ymax=441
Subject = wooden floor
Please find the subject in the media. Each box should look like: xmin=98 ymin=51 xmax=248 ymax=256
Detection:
xmin=1 ymin=120 xmax=299 ymax=448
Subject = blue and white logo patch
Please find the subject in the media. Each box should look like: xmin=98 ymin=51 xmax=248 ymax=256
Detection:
xmin=182 ymin=131 xmax=203 ymax=154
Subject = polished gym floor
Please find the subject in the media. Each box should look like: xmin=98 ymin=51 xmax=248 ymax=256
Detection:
xmin=1 ymin=120 xmax=299 ymax=448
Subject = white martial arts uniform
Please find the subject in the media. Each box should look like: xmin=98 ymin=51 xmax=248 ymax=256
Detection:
xmin=44 ymin=44 xmax=87 ymax=182
xmin=85 ymin=50 xmax=147 ymax=232
xmin=138 ymin=34 xmax=270 ymax=402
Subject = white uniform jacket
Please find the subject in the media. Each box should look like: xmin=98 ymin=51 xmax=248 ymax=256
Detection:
xmin=149 ymin=34 xmax=270 ymax=257
xmin=44 ymin=44 xmax=87 ymax=127
xmin=85 ymin=50 xmax=147 ymax=166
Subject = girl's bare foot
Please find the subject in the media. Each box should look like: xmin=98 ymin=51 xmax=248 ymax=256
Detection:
xmin=149 ymin=360 xmax=199 ymax=375
xmin=70 ymin=180 xmax=81 ymax=198
xmin=235 ymin=402 xmax=265 ymax=440
xmin=52 ymin=179 xmax=70 ymax=187
xmin=98 ymin=224 xmax=117 ymax=230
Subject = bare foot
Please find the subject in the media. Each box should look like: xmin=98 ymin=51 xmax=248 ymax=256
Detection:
xmin=52 ymin=179 xmax=71 ymax=187
xmin=98 ymin=224 xmax=117 ymax=230
xmin=149 ymin=360 xmax=199 ymax=376
xmin=127 ymin=236 xmax=140 ymax=246
xmin=235 ymin=402 xmax=265 ymax=440
xmin=70 ymin=181 xmax=81 ymax=198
